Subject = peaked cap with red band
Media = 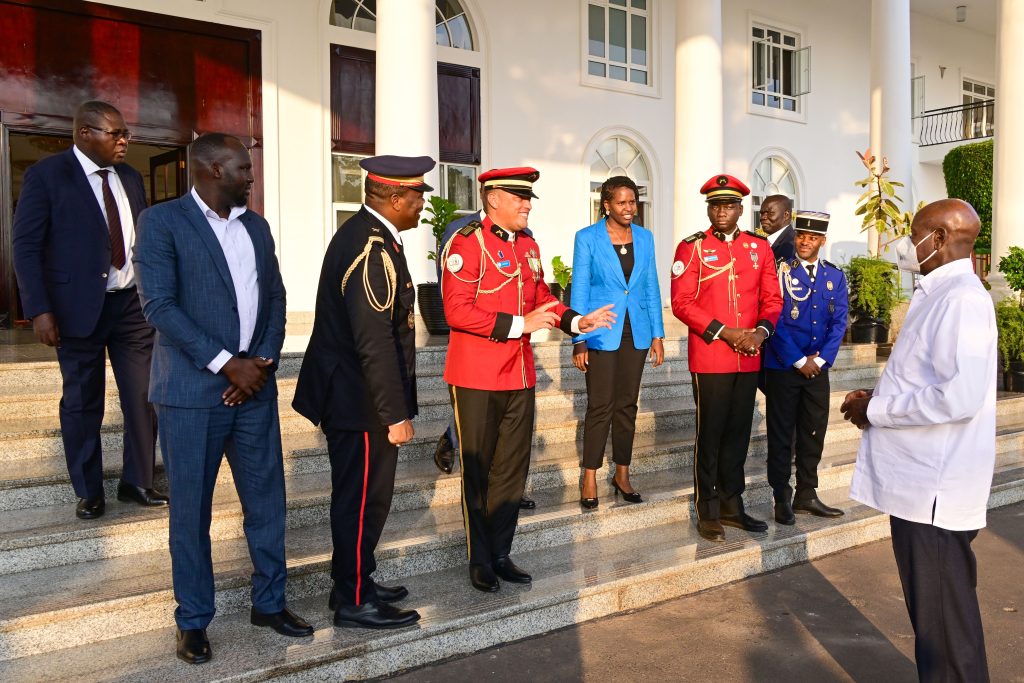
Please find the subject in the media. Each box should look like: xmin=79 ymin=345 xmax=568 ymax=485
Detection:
xmin=700 ymin=173 xmax=750 ymax=203
xmin=360 ymin=154 xmax=436 ymax=192
xmin=478 ymin=166 xmax=540 ymax=199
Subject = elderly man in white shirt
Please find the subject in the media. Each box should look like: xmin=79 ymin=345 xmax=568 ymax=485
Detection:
xmin=842 ymin=199 xmax=995 ymax=683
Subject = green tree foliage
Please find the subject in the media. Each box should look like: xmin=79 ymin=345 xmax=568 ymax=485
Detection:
xmin=995 ymin=298 xmax=1024 ymax=369
xmin=842 ymin=256 xmax=901 ymax=324
xmin=853 ymin=148 xmax=920 ymax=252
xmin=422 ymin=195 xmax=459 ymax=262
xmin=942 ymin=139 xmax=993 ymax=251
xmin=551 ymin=256 xmax=572 ymax=288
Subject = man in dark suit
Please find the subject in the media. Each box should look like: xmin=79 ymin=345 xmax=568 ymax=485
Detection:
xmin=759 ymin=194 xmax=796 ymax=264
xmin=134 ymin=133 xmax=312 ymax=665
xmin=293 ymin=155 xmax=429 ymax=630
xmin=13 ymin=100 xmax=164 ymax=520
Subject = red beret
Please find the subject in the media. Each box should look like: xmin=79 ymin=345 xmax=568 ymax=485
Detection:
xmin=700 ymin=174 xmax=750 ymax=203
xmin=478 ymin=166 xmax=540 ymax=198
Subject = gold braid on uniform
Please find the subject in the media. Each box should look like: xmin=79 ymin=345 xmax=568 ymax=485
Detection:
xmin=442 ymin=229 xmax=521 ymax=299
xmin=778 ymin=261 xmax=810 ymax=319
xmin=341 ymin=235 xmax=397 ymax=313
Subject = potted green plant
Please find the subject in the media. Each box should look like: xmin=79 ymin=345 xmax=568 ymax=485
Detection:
xmin=418 ymin=195 xmax=459 ymax=336
xmin=548 ymin=256 xmax=572 ymax=305
xmin=996 ymin=247 xmax=1024 ymax=391
xmin=843 ymin=256 xmax=901 ymax=343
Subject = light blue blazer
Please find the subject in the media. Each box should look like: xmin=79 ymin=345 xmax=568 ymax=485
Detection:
xmin=570 ymin=220 xmax=664 ymax=350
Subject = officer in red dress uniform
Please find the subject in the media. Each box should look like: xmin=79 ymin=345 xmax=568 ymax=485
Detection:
xmin=671 ymin=174 xmax=783 ymax=542
xmin=442 ymin=167 xmax=615 ymax=592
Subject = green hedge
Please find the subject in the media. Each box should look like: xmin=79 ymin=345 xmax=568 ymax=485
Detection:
xmin=942 ymin=139 xmax=992 ymax=251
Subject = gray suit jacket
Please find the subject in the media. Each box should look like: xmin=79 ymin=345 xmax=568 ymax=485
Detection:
xmin=133 ymin=193 xmax=286 ymax=408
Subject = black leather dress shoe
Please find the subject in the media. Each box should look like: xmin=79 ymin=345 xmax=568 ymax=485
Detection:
xmin=493 ymin=556 xmax=531 ymax=584
xmin=774 ymin=499 xmax=796 ymax=525
xmin=334 ymin=601 xmax=420 ymax=629
xmin=697 ymin=519 xmax=726 ymax=542
xmin=328 ymin=581 xmax=408 ymax=610
xmin=116 ymin=481 xmax=169 ymax=507
xmin=519 ymin=496 xmax=536 ymax=510
xmin=793 ymin=496 xmax=844 ymax=518
xmin=470 ymin=564 xmax=500 ymax=592
xmin=176 ymin=628 xmax=211 ymax=664
xmin=250 ymin=607 xmax=314 ymax=637
xmin=433 ymin=432 xmax=456 ymax=474
xmin=720 ymin=511 xmax=769 ymax=533
xmin=75 ymin=496 xmax=105 ymax=520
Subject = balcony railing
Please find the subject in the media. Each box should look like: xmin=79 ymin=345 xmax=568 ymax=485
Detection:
xmin=916 ymin=100 xmax=995 ymax=147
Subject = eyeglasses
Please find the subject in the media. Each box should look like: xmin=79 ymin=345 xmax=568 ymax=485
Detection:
xmin=86 ymin=126 xmax=132 ymax=142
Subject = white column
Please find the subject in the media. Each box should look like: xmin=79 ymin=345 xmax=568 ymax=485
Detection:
xmin=868 ymin=0 xmax=912 ymax=255
xmin=375 ymin=0 xmax=439 ymax=287
xmin=673 ymin=0 xmax=723 ymax=244
xmin=991 ymin=0 xmax=1024 ymax=293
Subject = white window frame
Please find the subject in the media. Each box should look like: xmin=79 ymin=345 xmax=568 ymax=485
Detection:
xmin=748 ymin=148 xmax=803 ymax=232
xmin=961 ymin=75 xmax=995 ymax=140
xmin=580 ymin=0 xmax=660 ymax=98
xmin=439 ymin=162 xmax=480 ymax=216
xmin=330 ymin=152 xmax=367 ymax=230
xmin=587 ymin=135 xmax=653 ymax=228
xmin=747 ymin=15 xmax=809 ymax=123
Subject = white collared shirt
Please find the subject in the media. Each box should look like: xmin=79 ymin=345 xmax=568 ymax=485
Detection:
xmin=766 ymin=227 xmax=785 ymax=247
xmin=191 ymin=189 xmax=259 ymax=374
xmin=73 ymin=145 xmax=136 ymax=290
xmin=850 ymin=258 xmax=997 ymax=530
xmin=364 ymin=204 xmax=403 ymax=246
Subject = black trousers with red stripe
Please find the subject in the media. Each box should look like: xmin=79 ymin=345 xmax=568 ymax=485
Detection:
xmin=324 ymin=427 xmax=398 ymax=607
xmin=690 ymin=371 xmax=758 ymax=521
xmin=450 ymin=385 xmax=534 ymax=567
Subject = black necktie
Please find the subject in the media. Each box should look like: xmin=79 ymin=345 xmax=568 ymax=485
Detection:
xmin=806 ymin=264 xmax=815 ymax=282
xmin=97 ymin=170 xmax=126 ymax=270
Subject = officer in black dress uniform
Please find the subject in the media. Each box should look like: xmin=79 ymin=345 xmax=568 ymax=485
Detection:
xmin=292 ymin=155 xmax=433 ymax=629
xmin=764 ymin=211 xmax=848 ymax=524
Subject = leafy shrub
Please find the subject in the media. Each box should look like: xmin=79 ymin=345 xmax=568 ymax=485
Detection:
xmin=942 ymin=139 xmax=992 ymax=251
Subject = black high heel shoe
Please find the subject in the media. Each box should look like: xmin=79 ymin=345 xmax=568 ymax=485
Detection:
xmin=579 ymin=474 xmax=599 ymax=510
xmin=611 ymin=479 xmax=642 ymax=504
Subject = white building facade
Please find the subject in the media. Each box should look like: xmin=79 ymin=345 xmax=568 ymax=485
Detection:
xmin=77 ymin=0 xmax=1018 ymax=312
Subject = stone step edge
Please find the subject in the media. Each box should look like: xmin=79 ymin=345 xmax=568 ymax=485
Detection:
xmin=4 ymin=456 xmax=1022 ymax=645
xmin=4 ymin=477 xmax=1022 ymax=671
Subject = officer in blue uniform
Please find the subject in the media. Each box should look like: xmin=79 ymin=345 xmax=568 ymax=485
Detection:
xmin=764 ymin=211 xmax=848 ymax=525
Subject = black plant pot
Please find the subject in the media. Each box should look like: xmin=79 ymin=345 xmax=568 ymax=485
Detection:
xmin=417 ymin=283 xmax=449 ymax=336
xmin=850 ymin=316 xmax=889 ymax=344
xmin=547 ymin=282 xmax=572 ymax=306
xmin=1004 ymin=361 xmax=1024 ymax=392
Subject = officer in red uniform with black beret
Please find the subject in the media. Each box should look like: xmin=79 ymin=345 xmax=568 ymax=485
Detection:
xmin=442 ymin=167 xmax=615 ymax=592
xmin=671 ymin=174 xmax=783 ymax=542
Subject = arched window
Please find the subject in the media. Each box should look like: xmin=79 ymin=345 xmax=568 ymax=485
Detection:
xmin=750 ymin=152 xmax=800 ymax=230
xmin=330 ymin=0 xmax=475 ymax=50
xmin=589 ymin=136 xmax=651 ymax=226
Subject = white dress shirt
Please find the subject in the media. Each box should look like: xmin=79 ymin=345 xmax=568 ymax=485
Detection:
xmin=364 ymin=204 xmax=403 ymax=246
xmin=73 ymin=145 xmax=136 ymax=290
xmin=191 ymin=189 xmax=259 ymax=374
xmin=766 ymin=227 xmax=785 ymax=247
xmin=849 ymin=258 xmax=997 ymax=531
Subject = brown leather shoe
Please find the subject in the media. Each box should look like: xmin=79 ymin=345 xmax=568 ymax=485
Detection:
xmin=793 ymin=495 xmax=844 ymax=518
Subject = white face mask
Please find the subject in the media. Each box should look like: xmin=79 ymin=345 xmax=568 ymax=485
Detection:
xmin=895 ymin=230 xmax=938 ymax=273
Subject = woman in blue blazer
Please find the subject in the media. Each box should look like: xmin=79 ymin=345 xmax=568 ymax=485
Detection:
xmin=571 ymin=176 xmax=665 ymax=508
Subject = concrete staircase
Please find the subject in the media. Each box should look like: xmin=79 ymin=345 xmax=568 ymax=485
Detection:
xmin=0 ymin=336 xmax=1022 ymax=682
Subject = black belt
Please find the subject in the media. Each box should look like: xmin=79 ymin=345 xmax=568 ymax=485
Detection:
xmin=106 ymin=286 xmax=137 ymax=295
xmin=237 ymin=351 xmax=249 ymax=358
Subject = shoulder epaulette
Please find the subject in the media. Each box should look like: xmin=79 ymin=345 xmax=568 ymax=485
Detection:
xmin=458 ymin=220 xmax=483 ymax=237
xmin=682 ymin=231 xmax=705 ymax=244
xmin=821 ymin=259 xmax=838 ymax=270
xmin=745 ymin=230 xmax=768 ymax=240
